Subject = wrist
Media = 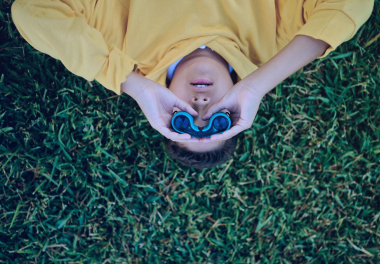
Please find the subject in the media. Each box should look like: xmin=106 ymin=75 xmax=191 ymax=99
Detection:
xmin=241 ymin=70 xmax=269 ymax=97
xmin=121 ymin=71 xmax=147 ymax=99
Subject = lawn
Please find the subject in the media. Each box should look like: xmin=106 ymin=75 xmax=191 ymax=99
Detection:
xmin=1 ymin=0 xmax=380 ymax=263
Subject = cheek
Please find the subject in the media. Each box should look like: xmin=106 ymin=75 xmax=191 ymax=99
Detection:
xmin=169 ymin=82 xmax=191 ymax=103
xmin=219 ymin=73 xmax=234 ymax=90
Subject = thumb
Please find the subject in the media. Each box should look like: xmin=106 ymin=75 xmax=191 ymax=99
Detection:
xmin=174 ymin=97 xmax=198 ymax=116
xmin=202 ymin=100 xmax=225 ymax=120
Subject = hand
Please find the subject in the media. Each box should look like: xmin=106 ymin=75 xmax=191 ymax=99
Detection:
xmin=201 ymin=78 xmax=265 ymax=142
xmin=122 ymin=72 xmax=202 ymax=142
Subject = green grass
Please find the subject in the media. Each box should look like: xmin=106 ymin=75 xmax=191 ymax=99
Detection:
xmin=1 ymin=0 xmax=380 ymax=263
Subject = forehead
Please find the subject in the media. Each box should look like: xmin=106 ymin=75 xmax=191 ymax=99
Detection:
xmin=179 ymin=140 xmax=224 ymax=152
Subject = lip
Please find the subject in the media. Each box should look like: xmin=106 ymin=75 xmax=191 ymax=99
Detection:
xmin=190 ymin=78 xmax=213 ymax=93
xmin=191 ymin=78 xmax=213 ymax=85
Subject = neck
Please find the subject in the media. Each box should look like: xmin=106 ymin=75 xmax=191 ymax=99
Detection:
xmin=178 ymin=46 xmax=229 ymax=70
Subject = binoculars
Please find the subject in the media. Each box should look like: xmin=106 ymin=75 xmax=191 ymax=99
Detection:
xmin=171 ymin=108 xmax=231 ymax=138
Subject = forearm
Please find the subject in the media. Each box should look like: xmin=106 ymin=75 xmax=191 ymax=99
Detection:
xmin=246 ymin=35 xmax=329 ymax=96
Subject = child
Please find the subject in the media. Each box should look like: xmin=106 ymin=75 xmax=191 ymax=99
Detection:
xmin=11 ymin=0 xmax=374 ymax=169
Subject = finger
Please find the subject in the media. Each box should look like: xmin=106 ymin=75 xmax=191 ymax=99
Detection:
xmin=209 ymin=124 xmax=246 ymax=141
xmin=174 ymin=98 xmax=198 ymax=116
xmin=159 ymin=127 xmax=201 ymax=142
xmin=171 ymin=137 xmax=202 ymax=143
xmin=202 ymin=101 xmax=225 ymax=120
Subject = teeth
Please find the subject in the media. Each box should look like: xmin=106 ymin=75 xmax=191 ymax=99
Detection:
xmin=192 ymin=84 xmax=210 ymax=87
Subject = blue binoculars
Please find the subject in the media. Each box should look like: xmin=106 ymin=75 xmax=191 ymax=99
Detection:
xmin=171 ymin=109 xmax=231 ymax=138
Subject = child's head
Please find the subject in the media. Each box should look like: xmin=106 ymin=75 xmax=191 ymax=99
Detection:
xmin=168 ymin=46 xmax=234 ymax=119
xmin=165 ymin=46 xmax=239 ymax=169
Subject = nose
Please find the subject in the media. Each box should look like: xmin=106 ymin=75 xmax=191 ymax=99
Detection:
xmin=191 ymin=96 xmax=210 ymax=127
xmin=191 ymin=96 xmax=210 ymax=105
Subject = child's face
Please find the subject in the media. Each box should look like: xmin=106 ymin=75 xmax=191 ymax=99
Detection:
xmin=169 ymin=47 xmax=233 ymax=151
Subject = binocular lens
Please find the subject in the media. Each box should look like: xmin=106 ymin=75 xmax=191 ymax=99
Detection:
xmin=213 ymin=116 xmax=228 ymax=130
xmin=174 ymin=116 xmax=189 ymax=129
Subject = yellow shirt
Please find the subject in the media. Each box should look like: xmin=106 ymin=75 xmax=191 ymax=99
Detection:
xmin=11 ymin=0 xmax=374 ymax=96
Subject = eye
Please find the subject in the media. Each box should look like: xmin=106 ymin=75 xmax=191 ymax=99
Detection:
xmin=204 ymin=99 xmax=207 ymax=101
xmin=194 ymin=98 xmax=197 ymax=101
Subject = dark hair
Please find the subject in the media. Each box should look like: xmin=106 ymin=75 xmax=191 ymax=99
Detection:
xmin=163 ymin=136 xmax=238 ymax=169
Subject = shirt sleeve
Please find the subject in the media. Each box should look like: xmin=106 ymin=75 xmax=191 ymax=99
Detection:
xmin=296 ymin=0 xmax=374 ymax=58
xmin=11 ymin=0 xmax=138 ymax=95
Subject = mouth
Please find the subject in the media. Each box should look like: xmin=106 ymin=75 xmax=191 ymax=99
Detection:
xmin=190 ymin=78 xmax=213 ymax=92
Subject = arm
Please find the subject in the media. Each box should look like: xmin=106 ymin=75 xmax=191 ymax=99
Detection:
xmin=202 ymin=0 xmax=374 ymax=142
xmin=298 ymin=0 xmax=374 ymax=59
xmin=246 ymin=0 xmax=374 ymax=96
xmin=11 ymin=0 xmax=137 ymax=95
xmin=201 ymin=35 xmax=329 ymax=142
xmin=244 ymin=35 xmax=329 ymax=97
xmin=121 ymin=71 xmax=150 ymax=99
